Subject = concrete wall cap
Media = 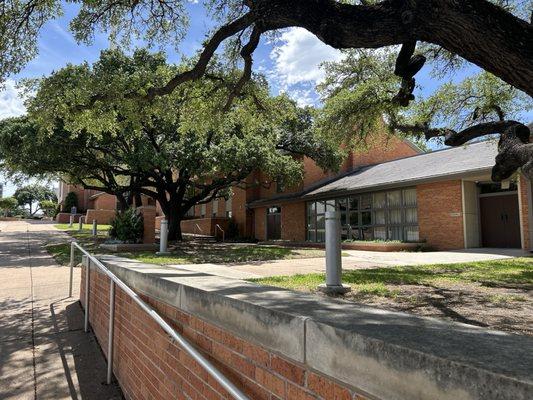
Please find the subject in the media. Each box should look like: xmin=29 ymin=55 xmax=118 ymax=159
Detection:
xmin=95 ymin=255 xmax=533 ymax=400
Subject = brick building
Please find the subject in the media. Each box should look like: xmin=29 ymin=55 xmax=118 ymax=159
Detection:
xmin=58 ymin=135 xmax=533 ymax=251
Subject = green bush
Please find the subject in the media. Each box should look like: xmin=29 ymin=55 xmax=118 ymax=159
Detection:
xmin=39 ymin=200 xmax=58 ymax=217
xmin=109 ymin=209 xmax=144 ymax=243
xmin=0 ymin=197 xmax=18 ymax=216
xmin=64 ymin=191 xmax=78 ymax=212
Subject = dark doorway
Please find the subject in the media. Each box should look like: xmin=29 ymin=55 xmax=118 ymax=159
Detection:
xmin=266 ymin=206 xmax=281 ymax=240
xmin=480 ymin=194 xmax=521 ymax=248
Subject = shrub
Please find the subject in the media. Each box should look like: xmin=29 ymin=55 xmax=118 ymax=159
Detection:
xmin=39 ymin=200 xmax=58 ymax=217
xmin=109 ymin=209 xmax=144 ymax=243
xmin=64 ymin=191 xmax=78 ymax=212
xmin=0 ymin=197 xmax=18 ymax=216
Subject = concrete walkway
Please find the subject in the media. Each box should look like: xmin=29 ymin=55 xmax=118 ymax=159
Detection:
xmin=171 ymin=247 xmax=528 ymax=280
xmin=0 ymin=220 xmax=122 ymax=400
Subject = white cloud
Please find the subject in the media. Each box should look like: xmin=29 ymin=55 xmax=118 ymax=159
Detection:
xmin=282 ymin=87 xmax=316 ymax=108
xmin=270 ymin=28 xmax=343 ymax=88
xmin=0 ymin=80 xmax=26 ymax=119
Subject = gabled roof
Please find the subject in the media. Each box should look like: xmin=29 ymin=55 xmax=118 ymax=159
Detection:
xmin=248 ymin=140 xmax=498 ymax=207
xmin=304 ymin=140 xmax=498 ymax=198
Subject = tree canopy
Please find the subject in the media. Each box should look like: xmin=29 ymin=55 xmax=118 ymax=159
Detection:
xmin=0 ymin=197 xmax=18 ymax=216
xmin=1 ymin=0 xmax=530 ymax=179
xmin=0 ymin=49 xmax=343 ymax=239
xmin=13 ymin=184 xmax=56 ymax=216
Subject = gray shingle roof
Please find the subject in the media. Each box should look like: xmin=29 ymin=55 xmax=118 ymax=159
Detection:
xmin=304 ymin=140 xmax=498 ymax=198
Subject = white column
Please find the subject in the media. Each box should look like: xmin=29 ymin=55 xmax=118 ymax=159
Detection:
xmin=156 ymin=219 xmax=171 ymax=255
xmin=318 ymin=211 xmax=351 ymax=294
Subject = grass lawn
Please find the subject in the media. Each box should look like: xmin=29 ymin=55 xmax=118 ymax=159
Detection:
xmin=54 ymin=223 xmax=112 ymax=231
xmin=132 ymin=245 xmax=327 ymax=265
xmin=46 ymin=227 xmax=327 ymax=266
xmin=251 ymin=258 xmax=533 ymax=335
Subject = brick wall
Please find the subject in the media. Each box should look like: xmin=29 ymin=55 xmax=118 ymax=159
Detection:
xmin=137 ymin=206 xmax=156 ymax=244
xmin=80 ymin=266 xmax=369 ymax=400
xmin=417 ymin=180 xmax=465 ymax=250
xmin=85 ymin=209 xmax=116 ymax=225
xmin=281 ymin=202 xmax=306 ymax=242
xmin=254 ymin=207 xmax=267 ymax=241
xmin=55 ymin=212 xmax=83 ymax=224
xmin=181 ymin=217 xmax=230 ymax=237
xmin=91 ymin=193 xmax=117 ymax=210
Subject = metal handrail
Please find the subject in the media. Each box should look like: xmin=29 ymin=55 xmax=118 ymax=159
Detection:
xmin=194 ymin=223 xmax=203 ymax=235
xmin=215 ymin=224 xmax=225 ymax=242
xmin=68 ymin=241 xmax=249 ymax=400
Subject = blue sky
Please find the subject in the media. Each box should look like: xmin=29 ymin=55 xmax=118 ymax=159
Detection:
xmin=1 ymin=2 xmax=531 ymax=196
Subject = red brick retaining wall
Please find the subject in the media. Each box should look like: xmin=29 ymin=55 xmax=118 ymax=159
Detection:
xmin=80 ymin=266 xmax=369 ymax=400
xmin=85 ymin=209 xmax=116 ymax=225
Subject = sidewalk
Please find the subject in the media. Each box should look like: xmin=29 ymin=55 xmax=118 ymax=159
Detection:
xmin=169 ymin=247 xmax=526 ymax=280
xmin=0 ymin=220 xmax=122 ymax=400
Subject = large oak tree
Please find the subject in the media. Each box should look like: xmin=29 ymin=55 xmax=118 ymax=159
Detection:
xmin=1 ymin=0 xmax=532 ymax=178
xmin=0 ymin=50 xmax=343 ymax=240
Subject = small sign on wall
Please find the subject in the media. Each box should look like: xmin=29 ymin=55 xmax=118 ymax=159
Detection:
xmin=449 ymin=212 xmax=461 ymax=217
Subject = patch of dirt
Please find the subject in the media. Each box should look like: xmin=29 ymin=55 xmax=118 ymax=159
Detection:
xmin=341 ymin=282 xmax=533 ymax=336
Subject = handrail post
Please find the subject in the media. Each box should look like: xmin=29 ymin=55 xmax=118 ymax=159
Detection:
xmin=71 ymin=241 xmax=250 ymax=400
xmin=69 ymin=242 xmax=75 ymax=297
xmin=107 ymin=280 xmax=115 ymax=384
xmin=84 ymin=258 xmax=90 ymax=332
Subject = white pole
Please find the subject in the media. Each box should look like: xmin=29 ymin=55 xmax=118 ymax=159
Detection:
xmin=156 ymin=219 xmax=170 ymax=255
xmin=92 ymin=219 xmax=97 ymax=236
xmin=69 ymin=242 xmax=75 ymax=297
xmin=318 ymin=211 xmax=351 ymax=295
xmin=69 ymin=215 xmax=74 ymax=228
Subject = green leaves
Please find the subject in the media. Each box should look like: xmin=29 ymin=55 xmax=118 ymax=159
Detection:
xmin=0 ymin=48 xmax=343 ymax=221
xmin=318 ymin=46 xmax=532 ymax=145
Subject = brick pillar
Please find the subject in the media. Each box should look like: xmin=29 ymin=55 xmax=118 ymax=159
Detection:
xmin=137 ymin=206 xmax=156 ymax=244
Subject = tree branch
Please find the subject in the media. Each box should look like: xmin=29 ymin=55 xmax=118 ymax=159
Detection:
xmin=222 ymin=25 xmax=262 ymax=112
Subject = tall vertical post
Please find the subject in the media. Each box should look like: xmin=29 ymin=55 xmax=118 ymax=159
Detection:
xmin=156 ymin=219 xmax=170 ymax=255
xmin=318 ymin=211 xmax=351 ymax=294
xmin=78 ymin=216 xmax=84 ymax=231
xmin=69 ymin=215 xmax=74 ymax=228
xmin=92 ymin=219 xmax=97 ymax=236
xmin=69 ymin=242 xmax=75 ymax=297
xmin=107 ymin=280 xmax=115 ymax=384
xmin=84 ymin=258 xmax=90 ymax=332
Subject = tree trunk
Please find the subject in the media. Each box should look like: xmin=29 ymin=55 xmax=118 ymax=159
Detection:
xmin=116 ymin=194 xmax=128 ymax=213
xmin=166 ymin=205 xmax=183 ymax=241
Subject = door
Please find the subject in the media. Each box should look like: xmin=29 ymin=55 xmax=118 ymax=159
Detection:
xmin=266 ymin=206 xmax=282 ymax=240
xmin=480 ymin=194 xmax=521 ymax=248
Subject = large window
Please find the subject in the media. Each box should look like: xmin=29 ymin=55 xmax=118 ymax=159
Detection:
xmin=306 ymin=188 xmax=418 ymax=242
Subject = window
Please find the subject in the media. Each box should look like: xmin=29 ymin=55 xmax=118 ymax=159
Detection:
xmin=225 ymin=196 xmax=232 ymax=218
xmin=200 ymin=203 xmax=206 ymax=218
xmin=306 ymin=187 xmax=419 ymax=243
xmin=212 ymin=199 xmax=218 ymax=217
